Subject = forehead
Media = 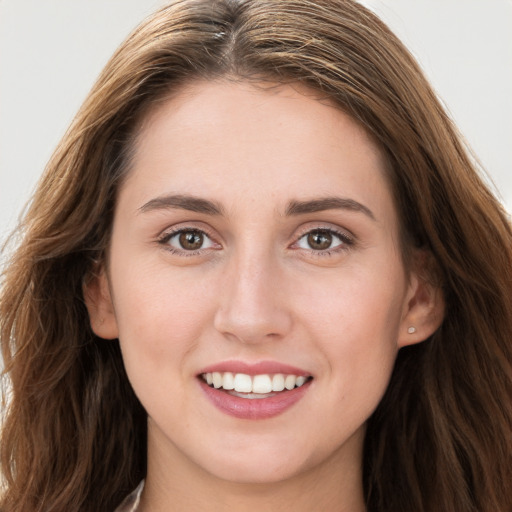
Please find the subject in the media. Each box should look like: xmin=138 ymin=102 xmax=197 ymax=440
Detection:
xmin=122 ymin=80 xmax=395 ymax=224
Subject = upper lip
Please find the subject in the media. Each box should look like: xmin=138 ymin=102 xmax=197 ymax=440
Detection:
xmin=198 ymin=360 xmax=311 ymax=377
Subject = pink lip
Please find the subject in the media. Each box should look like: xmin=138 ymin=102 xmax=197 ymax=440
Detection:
xmin=198 ymin=360 xmax=310 ymax=377
xmin=199 ymin=378 xmax=312 ymax=420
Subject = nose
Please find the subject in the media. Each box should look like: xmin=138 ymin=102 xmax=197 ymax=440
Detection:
xmin=213 ymin=250 xmax=293 ymax=344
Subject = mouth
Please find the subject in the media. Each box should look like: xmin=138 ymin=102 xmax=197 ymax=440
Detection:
xmin=200 ymin=372 xmax=313 ymax=399
xmin=197 ymin=361 xmax=314 ymax=419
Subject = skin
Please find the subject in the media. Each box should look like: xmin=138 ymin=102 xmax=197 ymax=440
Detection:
xmin=86 ymin=80 xmax=443 ymax=511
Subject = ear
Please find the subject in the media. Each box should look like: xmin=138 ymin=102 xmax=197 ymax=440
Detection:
xmin=398 ymin=251 xmax=444 ymax=348
xmin=83 ymin=264 xmax=119 ymax=340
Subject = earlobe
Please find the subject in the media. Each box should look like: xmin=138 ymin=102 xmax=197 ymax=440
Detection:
xmin=83 ymin=265 xmax=119 ymax=340
xmin=398 ymin=256 xmax=445 ymax=348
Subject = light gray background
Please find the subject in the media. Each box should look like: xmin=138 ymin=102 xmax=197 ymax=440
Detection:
xmin=1 ymin=0 xmax=511 ymax=251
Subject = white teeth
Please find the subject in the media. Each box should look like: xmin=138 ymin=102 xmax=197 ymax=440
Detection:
xmin=234 ymin=373 xmax=252 ymax=393
xmin=222 ymin=372 xmax=235 ymax=390
xmin=295 ymin=376 xmax=306 ymax=387
xmin=229 ymin=391 xmax=273 ymax=399
xmin=271 ymin=374 xmax=285 ymax=392
xmin=212 ymin=372 xmax=222 ymax=389
xmin=202 ymin=372 xmax=310 ymax=393
xmin=284 ymin=374 xmax=296 ymax=390
xmin=252 ymin=374 xmax=272 ymax=394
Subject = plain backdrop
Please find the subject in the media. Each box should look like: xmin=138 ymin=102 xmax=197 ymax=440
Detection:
xmin=1 ymin=0 xmax=511 ymax=251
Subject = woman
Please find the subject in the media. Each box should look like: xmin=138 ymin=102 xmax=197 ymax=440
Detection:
xmin=1 ymin=1 xmax=511 ymax=510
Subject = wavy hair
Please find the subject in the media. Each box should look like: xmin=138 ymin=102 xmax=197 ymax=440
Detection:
xmin=1 ymin=1 xmax=511 ymax=510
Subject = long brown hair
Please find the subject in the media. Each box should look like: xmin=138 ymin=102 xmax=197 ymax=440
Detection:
xmin=1 ymin=1 xmax=511 ymax=510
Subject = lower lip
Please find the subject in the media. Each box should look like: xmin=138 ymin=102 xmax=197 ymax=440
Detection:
xmin=199 ymin=379 xmax=312 ymax=420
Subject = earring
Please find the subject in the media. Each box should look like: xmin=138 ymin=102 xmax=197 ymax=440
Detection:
xmin=407 ymin=326 xmax=416 ymax=334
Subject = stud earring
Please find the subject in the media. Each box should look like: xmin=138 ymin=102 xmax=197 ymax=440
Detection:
xmin=407 ymin=326 xmax=416 ymax=334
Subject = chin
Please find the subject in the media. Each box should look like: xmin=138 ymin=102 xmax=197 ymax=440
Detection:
xmin=191 ymin=435 xmax=324 ymax=485
xmin=203 ymin=456 xmax=305 ymax=485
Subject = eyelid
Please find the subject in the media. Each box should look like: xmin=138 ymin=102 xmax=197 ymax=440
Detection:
xmin=157 ymin=224 xmax=222 ymax=255
xmin=157 ymin=220 xmax=218 ymax=240
xmin=295 ymin=222 xmax=354 ymax=241
xmin=291 ymin=224 xmax=355 ymax=254
xmin=155 ymin=222 xmax=355 ymax=257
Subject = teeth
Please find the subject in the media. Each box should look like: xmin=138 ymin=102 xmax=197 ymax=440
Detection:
xmin=252 ymin=374 xmax=272 ymax=394
xmin=212 ymin=372 xmax=222 ymax=389
xmin=202 ymin=372 xmax=310 ymax=393
xmin=296 ymin=376 xmax=306 ymax=387
xmin=234 ymin=373 xmax=252 ymax=393
xmin=222 ymin=372 xmax=235 ymax=390
xmin=272 ymin=374 xmax=285 ymax=391
xmin=284 ymin=375 xmax=296 ymax=390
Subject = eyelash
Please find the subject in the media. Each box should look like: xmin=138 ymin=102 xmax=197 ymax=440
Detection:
xmin=157 ymin=227 xmax=219 ymax=257
xmin=157 ymin=226 xmax=354 ymax=257
xmin=293 ymin=227 xmax=354 ymax=257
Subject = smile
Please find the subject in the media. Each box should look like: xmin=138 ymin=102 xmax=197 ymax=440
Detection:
xmin=198 ymin=367 xmax=313 ymax=419
xmin=201 ymin=372 xmax=311 ymax=398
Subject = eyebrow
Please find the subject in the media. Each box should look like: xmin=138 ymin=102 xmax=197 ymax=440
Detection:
xmin=139 ymin=194 xmax=224 ymax=215
xmin=138 ymin=193 xmax=375 ymax=220
xmin=285 ymin=197 xmax=375 ymax=220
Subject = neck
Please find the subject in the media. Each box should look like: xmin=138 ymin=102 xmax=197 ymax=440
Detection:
xmin=139 ymin=423 xmax=367 ymax=512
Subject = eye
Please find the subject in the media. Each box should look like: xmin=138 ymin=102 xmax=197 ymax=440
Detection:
xmin=160 ymin=229 xmax=216 ymax=253
xmin=296 ymin=228 xmax=351 ymax=252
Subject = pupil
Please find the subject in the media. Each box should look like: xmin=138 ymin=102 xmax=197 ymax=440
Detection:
xmin=179 ymin=231 xmax=203 ymax=250
xmin=308 ymin=231 xmax=332 ymax=250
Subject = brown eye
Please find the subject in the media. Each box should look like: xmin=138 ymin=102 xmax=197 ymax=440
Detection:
xmin=307 ymin=230 xmax=333 ymax=250
xmin=295 ymin=228 xmax=351 ymax=253
xmin=178 ymin=230 xmax=204 ymax=250
xmin=162 ymin=229 xmax=216 ymax=253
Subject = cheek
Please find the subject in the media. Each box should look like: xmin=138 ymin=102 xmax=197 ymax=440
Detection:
xmin=297 ymin=257 xmax=406 ymax=342
xmin=294 ymin=259 xmax=405 ymax=400
xmin=110 ymin=260 xmax=219 ymax=373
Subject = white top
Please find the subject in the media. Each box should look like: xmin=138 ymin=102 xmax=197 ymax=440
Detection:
xmin=114 ymin=480 xmax=144 ymax=512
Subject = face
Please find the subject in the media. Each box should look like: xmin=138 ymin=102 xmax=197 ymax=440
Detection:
xmin=87 ymin=80 xmax=440 ymax=486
